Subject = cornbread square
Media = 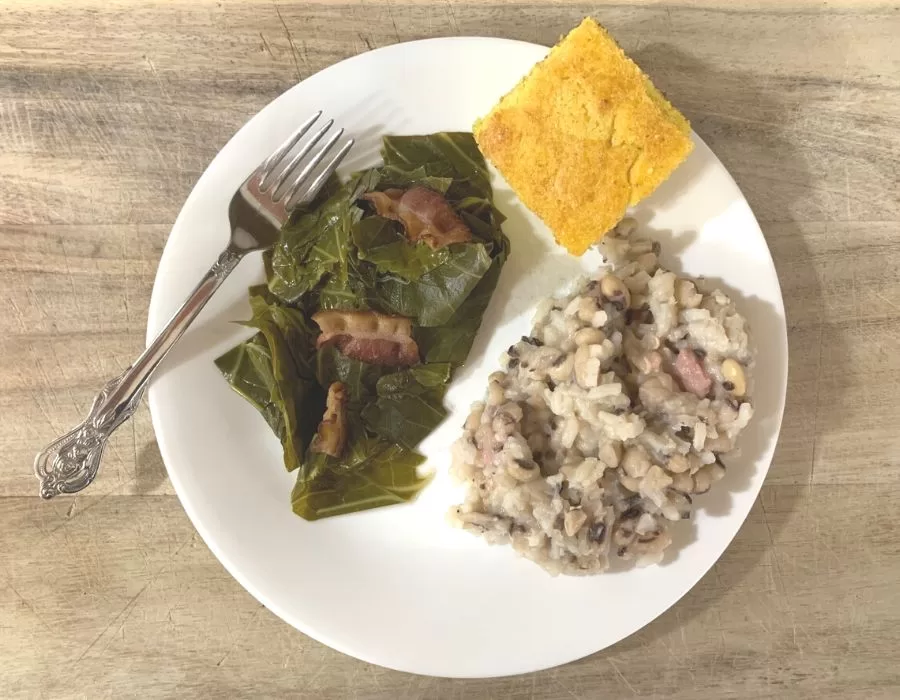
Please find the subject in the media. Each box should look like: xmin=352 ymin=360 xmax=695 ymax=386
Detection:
xmin=474 ymin=18 xmax=693 ymax=256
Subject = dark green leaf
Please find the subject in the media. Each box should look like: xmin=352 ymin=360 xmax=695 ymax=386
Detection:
xmin=291 ymin=436 xmax=429 ymax=520
xmin=315 ymin=346 xmax=389 ymax=403
xmin=214 ymin=333 xmax=284 ymax=437
xmin=375 ymin=363 xmax=451 ymax=393
xmin=374 ymin=243 xmax=492 ymax=327
xmin=345 ymin=168 xmax=383 ymax=202
xmin=381 ymin=133 xmax=491 ymax=201
xmin=362 ymin=363 xmax=452 ymax=448
xmin=416 ymin=234 xmax=510 ymax=365
xmin=352 ymin=216 xmax=450 ymax=281
xmin=456 ymin=196 xmax=507 ymax=247
xmin=240 ymin=294 xmax=324 ymax=472
xmin=268 ymin=186 xmax=364 ymax=303
xmin=371 ymin=164 xmax=453 ymax=194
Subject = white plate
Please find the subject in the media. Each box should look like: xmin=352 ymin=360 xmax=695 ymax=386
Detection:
xmin=147 ymin=37 xmax=787 ymax=678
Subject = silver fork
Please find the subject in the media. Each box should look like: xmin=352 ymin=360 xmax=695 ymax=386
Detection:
xmin=34 ymin=112 xmax=353 ymax=499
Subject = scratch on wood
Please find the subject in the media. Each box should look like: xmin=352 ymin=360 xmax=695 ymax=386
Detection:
xmin=259 ymin=31 xmax=274 ymax=57
xmin=553 ymin=676 xmax=584 ymax=700
xmin=607 ymin=658 xmax=638 ymax=695
xmin=272 ymin=1 xmax=303 ymax=82
xmin=79 ymin=532 xmax=196 ymax=662
xmin=29 ymin=386 xmax=61 ymax=433
xmin=7 ymin=582 xmax=54 ymax=633
xmin=873 ymin=290 xmax=899 ymax=311
xmin=24 ymin=294 xmax=48 ymax=329
xmin=759 ymin=498 xmax=788 ymax=596
xmin=844 ymin=163 xmax=851 ymax=220
xmin=142 ymin=55 xmax=170 ymax=100
xmin=216 ymin=604 xmax=266 ymax=667
xmin=59 ymin=239 xmax=82 ymax=316
xmin=386 ymin=0 xmax=401 ymax=42
xmin=807 ymin=317 xmax=826 ymax=494
xmin=75 ymin=580 xmax=151 ymax=661
xmin=445 ymin=0 xmax=460 ymax=33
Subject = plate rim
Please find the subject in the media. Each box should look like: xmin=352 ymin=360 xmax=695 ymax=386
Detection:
xmin=146 ymin=35 xmax=788 ymax=678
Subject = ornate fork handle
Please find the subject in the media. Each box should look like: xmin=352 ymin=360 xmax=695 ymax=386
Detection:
xmin=34 ymin=247 xmax=243 ymax=499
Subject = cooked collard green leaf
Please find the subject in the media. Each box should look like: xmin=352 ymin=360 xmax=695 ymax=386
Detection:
xmin=214 ymin=333 xmax=285 ymax=438
xmin=291 ymin=436 xmax=429 ymax=520
xmin=220 ymin=290 xmax=324 ymax=473
xmin=216 ymin=131 xmax=510 ymax=520
xmin=374 ymin=242 xmax=492 ymax=327
xmin=352 ymin=216 xmax=450 ymax=281
xmin=362 ymin=363 xmax=452 ymax=448
xmin=381 ymin=133 xmax=492 ymax=201
xmin=267 ymin=186 xmax=363 ymax=303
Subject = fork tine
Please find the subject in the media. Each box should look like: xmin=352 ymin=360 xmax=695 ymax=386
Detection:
xmin=278 ymin=127 xmax=344 ymax=204
xmin=287 ymin=137 xmax=354 ymax=210
xmin=266 ymin=119 xmax=334 ymax=197
xmin=257 ymin=111 xmax=321 ymax=189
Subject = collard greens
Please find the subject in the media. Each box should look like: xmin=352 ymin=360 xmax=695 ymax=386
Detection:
xmin=216 ymin=132 xmax=509 ymax=520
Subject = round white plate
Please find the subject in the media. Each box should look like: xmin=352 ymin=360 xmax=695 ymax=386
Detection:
xmin=147 ymin=37 xmax=787 ymax=678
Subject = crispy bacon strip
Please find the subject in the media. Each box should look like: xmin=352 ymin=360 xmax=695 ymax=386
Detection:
xmin=310 ymin=383 xmax=348 ymax=458
xmin=312 ymin=310 xmax=419 ymax=367
xmin=362 ymin=186 xmax=472 ymax=249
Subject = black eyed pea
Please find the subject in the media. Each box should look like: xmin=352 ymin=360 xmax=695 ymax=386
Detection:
xmin=600 ymin=274 xmax=631 ymax=309
xmin=573 ymin=327 xmax=606 ymax=346
xmin=547 ymin=353 xmax=575 ymax=382
xmin=669 ymin=471 xmax=694 ymax=494
xmin=666 ymin=453 xmax=691 ymax=474
xmin=721 ymin=358 xmax=747 ymax=397
xmin=691 ymin=468 xmax=712 ymax=494
xmin=507 ymin=458 xmax=540 ymax=482
xmin=487 ymin=380 xmax=505 ymax=406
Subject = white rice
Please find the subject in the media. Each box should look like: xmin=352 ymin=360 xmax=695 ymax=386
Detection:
xmin=448 ymin=219 xmax=755 ymax=575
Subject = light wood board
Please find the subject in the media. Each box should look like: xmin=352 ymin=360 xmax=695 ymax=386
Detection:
xmin=1 ymin=1 xmax=898 ymax=697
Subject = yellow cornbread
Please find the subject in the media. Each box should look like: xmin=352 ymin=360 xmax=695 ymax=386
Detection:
xmin=474 ymin=18 xmax=694 ymax=256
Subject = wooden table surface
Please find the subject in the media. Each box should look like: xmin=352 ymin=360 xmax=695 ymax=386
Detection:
xmin=2 ymin=1 xmax=899 ymax=697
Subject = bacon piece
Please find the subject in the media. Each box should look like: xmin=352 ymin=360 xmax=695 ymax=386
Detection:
xmin=312 ymin=310 xmax=419 ymax=367
xmin=310 ymin=383 xmax=348 ymax=457
xmin=672 ymin=349 xmax=712 ymax=397
xmin=362 ymin=186 xmax=472 ymax=249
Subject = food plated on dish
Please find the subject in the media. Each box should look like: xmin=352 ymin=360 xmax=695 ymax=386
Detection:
xmin=450 ymin=220 xmax=753 ymax=574
xmin=475 ymin=18 xmax=694 ymax=256
xmin=146 ymin=16 xmax=787 ymax=677
xmin=213 ymin=16 xmax=754 ymax=575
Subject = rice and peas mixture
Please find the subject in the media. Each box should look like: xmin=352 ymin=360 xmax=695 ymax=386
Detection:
xmin=449 ymin=219 xmax=754 ymax=575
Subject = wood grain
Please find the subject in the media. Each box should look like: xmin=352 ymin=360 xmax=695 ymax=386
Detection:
xmin=1 ymin=1 xmax=898 ymax=697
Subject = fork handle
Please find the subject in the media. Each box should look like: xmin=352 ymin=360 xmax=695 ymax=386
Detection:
xmin=34 ymin=246 xmax=244 ymax=499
